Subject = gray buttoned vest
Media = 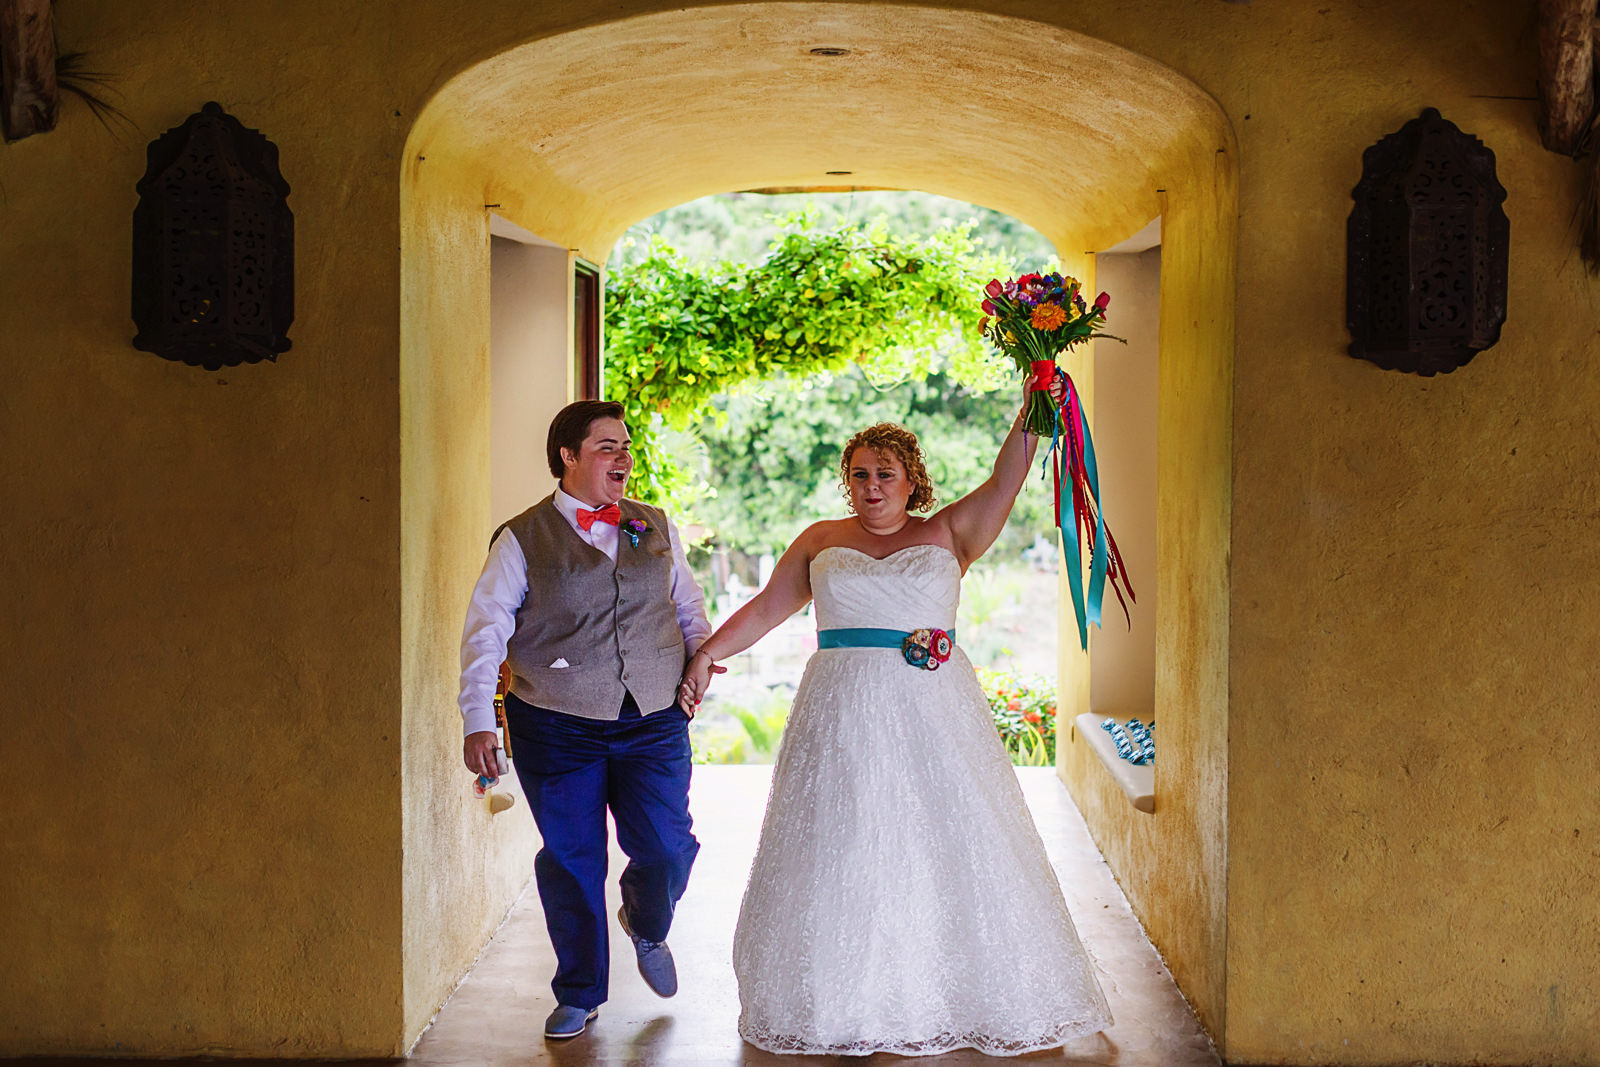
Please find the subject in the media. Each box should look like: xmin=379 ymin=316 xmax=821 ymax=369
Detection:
xmin=499 ymin=496 xmax=686 ymax=720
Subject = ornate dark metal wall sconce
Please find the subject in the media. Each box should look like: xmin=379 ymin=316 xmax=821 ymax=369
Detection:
xmin=132 ymin=102 xmax=293 ymax=370
xmin=1346 ymin=108 xmax=1508 ymax=376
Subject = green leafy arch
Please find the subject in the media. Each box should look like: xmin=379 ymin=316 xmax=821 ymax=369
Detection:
xmin=603 ymin=214 xmax=1014 ymax=507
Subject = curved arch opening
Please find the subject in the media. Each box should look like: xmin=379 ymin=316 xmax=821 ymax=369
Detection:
xmin=399 ymin=2 xmax=1235 ymax=1044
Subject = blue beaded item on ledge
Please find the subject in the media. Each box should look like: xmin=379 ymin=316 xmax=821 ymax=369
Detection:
xmin=1100 ymin=717 xmax=1156 ymax=765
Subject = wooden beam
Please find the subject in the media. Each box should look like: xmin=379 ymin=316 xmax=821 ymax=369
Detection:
xmin=1538 ymin=0 xmax=1596 ymax=155
xmin=0 ymin=0 xmax=56 ymax=141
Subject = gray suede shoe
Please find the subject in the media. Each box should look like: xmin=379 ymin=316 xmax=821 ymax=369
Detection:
xmin=617 ymin=905 xmax=679 ymax=997
xmin=543 ymin=1004 xmax=598 ymax=1039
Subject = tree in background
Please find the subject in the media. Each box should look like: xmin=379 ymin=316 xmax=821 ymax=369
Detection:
xmin=603 ymin=192 xmax=1060 ymax=564
xmin=694 ymin=367 xmax=1055 ymax=563
xmin=611 ymin=190 xmax=1055 ymax=271
xmin=611 ymin=194 xmax=1065 ymax=763
xmin=607 ymin=211 xmax=1005 ymax=505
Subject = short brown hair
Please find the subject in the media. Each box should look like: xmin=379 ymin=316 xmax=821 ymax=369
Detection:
xmin=839 ymin=423 xmax=936 ymax=513
xmin=547 ymin=400 xmax=625 ymax=477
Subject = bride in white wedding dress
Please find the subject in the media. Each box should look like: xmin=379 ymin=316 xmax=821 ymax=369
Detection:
xmin=679 ymin=388 xmax=1112 ymax=1057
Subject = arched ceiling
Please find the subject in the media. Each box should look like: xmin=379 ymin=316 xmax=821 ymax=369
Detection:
xmin=411 ymin=3 xmax=1228 ymax=260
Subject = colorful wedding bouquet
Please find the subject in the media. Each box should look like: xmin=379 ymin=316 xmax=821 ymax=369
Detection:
xmin=978 ymin=271 xmax=1134 ymax=650
xmin=979 ymin=272 xmax=1116 ymax=436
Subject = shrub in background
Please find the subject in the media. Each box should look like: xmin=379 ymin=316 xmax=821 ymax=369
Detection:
xmin=976 ymin=667 xmax=1058 ymax=766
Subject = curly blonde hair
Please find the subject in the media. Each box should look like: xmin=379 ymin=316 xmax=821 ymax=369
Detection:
xmin=839 ymin=423 xmax=937 ymax=514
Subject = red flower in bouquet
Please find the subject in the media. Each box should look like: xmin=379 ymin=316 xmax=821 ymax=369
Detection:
xmin=978 ymin=271 xmax=1121 ymax=435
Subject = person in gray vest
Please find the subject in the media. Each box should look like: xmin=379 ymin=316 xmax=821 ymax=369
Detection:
xmin=458 ymin=400 xmax=711 ymax=1040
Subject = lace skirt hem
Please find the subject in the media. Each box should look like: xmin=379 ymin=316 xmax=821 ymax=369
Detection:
xmin=738 ymin=1017 xmax=1110 ymax=1058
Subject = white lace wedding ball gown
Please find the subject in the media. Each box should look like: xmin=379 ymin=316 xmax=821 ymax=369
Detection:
xmin=733 ymin=544 xmax=1113 ymax=1057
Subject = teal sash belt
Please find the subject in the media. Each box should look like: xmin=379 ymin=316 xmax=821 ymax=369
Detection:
xmin=817 ymin=627 xmax=956 ymax=649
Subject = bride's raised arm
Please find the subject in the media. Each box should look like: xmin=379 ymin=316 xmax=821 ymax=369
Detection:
xmin=940 ymin=380 xmax=1060 ymax=568
xmin=678 ymin=524 xmax=823 ymax=705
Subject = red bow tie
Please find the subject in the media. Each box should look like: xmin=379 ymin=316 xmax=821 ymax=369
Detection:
xmin=576 ymin=504 xmax=621 ymax=531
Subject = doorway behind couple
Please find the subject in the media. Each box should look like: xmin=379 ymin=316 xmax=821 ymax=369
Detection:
xmin=550 ymin=189 xmax=1159 ymax=773
xmin=472 ymin=186 xmax=1185 ymax=1058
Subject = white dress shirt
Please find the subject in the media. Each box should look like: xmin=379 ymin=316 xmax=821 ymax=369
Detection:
xmin=457 ymin=486 xmax=712 ymax=736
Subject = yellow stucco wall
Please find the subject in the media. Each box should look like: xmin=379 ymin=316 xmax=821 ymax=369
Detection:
xmin=0 ymin=2 xmax=410 ymax=1054
xmin=1217 ymin=4 xmax=1600 ymax=1064
xmin=398 ymin=147 xmax=551 ymax=1045
xmin=1056 ymin=129 xmax=1237 ymax=1044
xmin=4 ymin=1 xmax=1599 ymax=1063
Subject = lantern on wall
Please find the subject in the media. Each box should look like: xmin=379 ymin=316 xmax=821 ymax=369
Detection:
xmin=132 ymin=102 xmax=293 ymax=370
xmin=1346 ymin=108 xmax=1508 ymax=376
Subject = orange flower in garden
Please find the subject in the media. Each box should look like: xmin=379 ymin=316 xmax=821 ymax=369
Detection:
xmin=1030 ymin=302 xmax=1068 ymax=331
xmin=1007 ymin=699 xmax=1021 ymax=711
xmin=1024 ymin=711 xmax=1041 ymax=725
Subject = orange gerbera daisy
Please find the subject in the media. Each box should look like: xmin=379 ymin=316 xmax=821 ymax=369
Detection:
xmin=1030 ymin=302 xmax=1068 ymax=330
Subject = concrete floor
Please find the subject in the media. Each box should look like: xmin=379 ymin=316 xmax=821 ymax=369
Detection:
xmin=408 ymin=765 xmax=1220 ymax=1067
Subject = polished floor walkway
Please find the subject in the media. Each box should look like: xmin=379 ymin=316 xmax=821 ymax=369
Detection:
xmin=6 ymin=768 xmax=1218 ymax=1067
xmin=409 ymin=766 xmax=1219 ymax=1067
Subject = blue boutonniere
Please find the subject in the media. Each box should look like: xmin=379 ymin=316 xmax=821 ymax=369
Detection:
xmin=621 ymin=518 xmax=650 ymax=547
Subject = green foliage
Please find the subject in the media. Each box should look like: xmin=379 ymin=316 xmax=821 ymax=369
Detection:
xmin=691 ymin=687 xmax=792 ymax=764
xmin=975 ymin=668 xmax=1059 ymax=766
xmin=692 ymin=366 xmax=1054 ymax=559
xmin=689 ymin=726 xmax=748 ymax=765
xmin=955 ymin=561 xmax=1030 ymax=664
xmin=612 ymin=190 xmax=1057 ymax=271
xmin=730 ymin=692 xmax=790 ymax=760
xmin=694 ymin=670 xmax=1059 ymax=767
xmin=958 ymin=564 xmax=1026 ymax=629
xmin=604 ymin=210 xmax=1018 ymax=507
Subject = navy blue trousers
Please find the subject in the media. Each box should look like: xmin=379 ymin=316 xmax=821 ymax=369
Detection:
xmin=504 ymin=691 xmax=699 ymax=1010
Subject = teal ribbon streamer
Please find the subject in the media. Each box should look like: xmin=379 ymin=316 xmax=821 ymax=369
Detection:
xmin=1059 ymin=459 xmax=1088 ymax=651
xmin=1053 ymin=387 xmax=1110 ymax=651
xmin=1051 ymin=407 xmax=1087 ymax=651
xmin=817 ymin=627 xmax=955 ymax=649
xmin=1083 ymin=405 xmax=1109 ymax=633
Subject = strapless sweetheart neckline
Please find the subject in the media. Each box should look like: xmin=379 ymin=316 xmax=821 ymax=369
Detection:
xmin=813 ymin=542 xmax=959 ymax=566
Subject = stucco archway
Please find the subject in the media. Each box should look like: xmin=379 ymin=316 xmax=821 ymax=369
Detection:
xmin=399 ymin=2 xmax=1235 ymax=1043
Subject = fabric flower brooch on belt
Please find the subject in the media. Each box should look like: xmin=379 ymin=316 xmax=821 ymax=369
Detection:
xmin=902 ymin=628 xmax=954 ymax=670
xmin=621 ymin=518 xmax=650 ymax=547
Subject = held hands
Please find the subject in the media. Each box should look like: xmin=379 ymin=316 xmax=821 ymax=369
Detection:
xmin=678 ymin=648 xmax=727 ymax=715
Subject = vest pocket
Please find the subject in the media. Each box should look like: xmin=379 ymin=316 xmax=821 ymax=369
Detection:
xmin=527 ymin=658 xmax=582 ymax=671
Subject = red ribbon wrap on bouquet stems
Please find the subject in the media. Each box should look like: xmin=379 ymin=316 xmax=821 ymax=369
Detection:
xmin=1028 ymin=359 xmax=1056 ymax=392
